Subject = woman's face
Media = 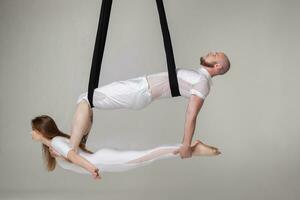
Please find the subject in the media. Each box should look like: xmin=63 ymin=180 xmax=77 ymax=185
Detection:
xmin=31 ymin=129 xmax=43 ymax=141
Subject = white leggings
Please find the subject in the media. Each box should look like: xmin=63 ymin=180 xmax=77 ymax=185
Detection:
xmin=88 ymin=144 xmax=182 ymax=173
xmin=52 ymin=136 xmax=182 ymax=174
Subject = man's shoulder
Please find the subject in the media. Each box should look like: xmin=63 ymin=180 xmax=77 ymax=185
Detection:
xmin=177 ymin=67 xmax=202 ymax=81
xmin=177 ymin=66 xmax=197 ymax=71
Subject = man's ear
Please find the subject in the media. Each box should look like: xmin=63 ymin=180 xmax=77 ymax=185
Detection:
xmin=214 ymin=63 xmax=222 ymax=71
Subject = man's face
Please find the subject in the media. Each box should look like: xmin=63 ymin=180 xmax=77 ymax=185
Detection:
xmin=200 ymin=51 xmax=225 ymax=67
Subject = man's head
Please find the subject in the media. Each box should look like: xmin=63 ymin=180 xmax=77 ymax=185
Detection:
xmin=200 ymin=52 xmax=230 ymax=76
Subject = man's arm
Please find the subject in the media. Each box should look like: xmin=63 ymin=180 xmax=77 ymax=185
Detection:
xmin=70 ymin=101 xmax=93 ymax=152
xmin=179 ymin=95 xmax=204 ymax=158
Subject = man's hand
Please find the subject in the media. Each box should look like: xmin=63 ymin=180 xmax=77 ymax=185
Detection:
xmin=174 ymin=145 xmax=193 ymax=159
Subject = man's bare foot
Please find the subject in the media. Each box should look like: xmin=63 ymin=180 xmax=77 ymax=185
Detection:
xmin=191 ymin=140 xmax=221 ymax=156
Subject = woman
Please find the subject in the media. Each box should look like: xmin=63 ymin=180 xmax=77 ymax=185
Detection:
xmin=31 ymin=115 xmax=221 ymax=180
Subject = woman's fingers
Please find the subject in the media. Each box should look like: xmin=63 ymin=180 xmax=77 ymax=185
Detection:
xmin=92 ymin=173 xmax=100 ymax=180
xmin=92 ymin=168 xmax=101 ymax=180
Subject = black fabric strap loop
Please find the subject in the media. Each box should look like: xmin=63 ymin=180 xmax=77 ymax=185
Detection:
xmin=87 ymin=0 xmax=113 ymax=108
xmin=156 ymin=0 xmax=181 ymax=97
xmin=88 ymin=0 xmax=180 ymax=109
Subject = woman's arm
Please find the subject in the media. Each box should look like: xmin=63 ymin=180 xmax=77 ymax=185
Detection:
xmin=42 ymin=136 xmax=100 ymax=179
xmin=66 ymin=150 xmax=101 ymax=180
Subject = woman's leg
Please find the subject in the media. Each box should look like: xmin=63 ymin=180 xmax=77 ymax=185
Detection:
xmin=69 ymin=100 xmax=93 ymax=152
xmin=190 ymin=140 xmax=221 ymax=156
xmin=126 ymin=140 xmax=221 ymax=164
xmin=126 ymin=147 xmax=179 ymax=164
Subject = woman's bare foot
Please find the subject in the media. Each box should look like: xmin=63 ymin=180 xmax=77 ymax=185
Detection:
xmin=191 ymin=140 xmax=221 ymax=156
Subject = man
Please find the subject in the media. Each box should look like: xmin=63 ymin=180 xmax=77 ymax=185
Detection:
xmin=68 ymin=51 xmax=230 ymax=159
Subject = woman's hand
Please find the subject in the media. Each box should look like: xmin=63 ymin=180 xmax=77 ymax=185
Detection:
xmin=91 ymin=168 xmax=101 ymax=180
xmin=86 ymin=164 xmax=101 ymax=180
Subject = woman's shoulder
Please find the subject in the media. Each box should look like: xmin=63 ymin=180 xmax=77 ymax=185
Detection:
xmin=51 ymin=136 xmax=73 ymax=157
xmin=51 ymin=136 xmax=69 ymax=145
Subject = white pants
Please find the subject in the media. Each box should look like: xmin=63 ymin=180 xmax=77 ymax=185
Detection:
xmin=77 ymin=75 xmax=153 ymax=110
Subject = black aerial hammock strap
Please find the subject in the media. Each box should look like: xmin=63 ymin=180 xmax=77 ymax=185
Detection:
xmin=87 ymin=0 xmax=180 ymax=108
xmin=156 ymin=0 xmax=181 ymax=97
xmin=87 ymin=0 xmax=113 ymax=108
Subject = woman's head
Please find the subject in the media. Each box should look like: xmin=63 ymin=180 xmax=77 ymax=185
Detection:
xmin=31 ymin=115 xmax=92 ymax=171
xmin=31 ymin=115 xmax=61 ymax=140
xmin=31 ymin=115 xmax=63 ymax=171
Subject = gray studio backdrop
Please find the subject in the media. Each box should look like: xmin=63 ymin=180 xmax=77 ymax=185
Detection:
xmin=0 ymin=0 xmax=299 ymax=199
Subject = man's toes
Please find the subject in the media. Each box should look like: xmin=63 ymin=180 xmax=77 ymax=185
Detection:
xmin=212 ymin=148 xmax=217 ymax=154
xmin=214 ymin=149 xmax=221 ymax=155
xmin=209 ymin=147 xmax=220 ymax=155
xmin=212 ymin=147 xmax=219 ymax=152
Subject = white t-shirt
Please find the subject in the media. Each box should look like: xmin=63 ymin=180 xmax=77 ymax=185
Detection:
xmin=147 ymin=67 xmax=213 ymax=100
